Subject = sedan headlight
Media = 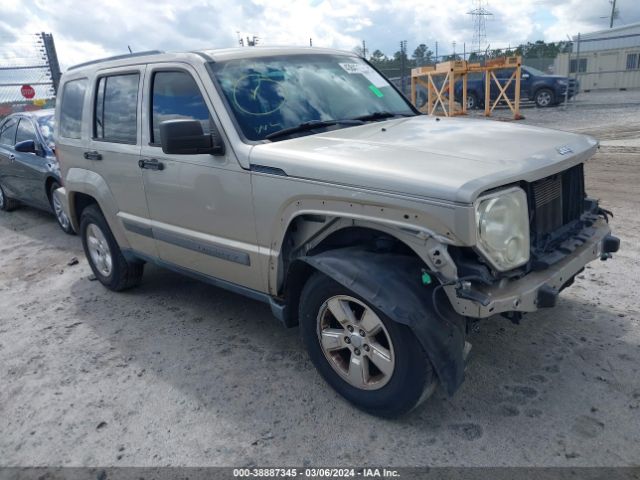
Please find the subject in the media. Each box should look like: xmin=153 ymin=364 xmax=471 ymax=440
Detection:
xmin=556 ymin=79 xmax=568 ymax=86
xmin=475 ymin=187 xmax=530 ymax=271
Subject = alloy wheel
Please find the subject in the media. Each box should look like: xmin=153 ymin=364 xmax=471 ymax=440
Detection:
xmin=317 ymin=295 xmax=395 ymax=390
xmin=52 ymin=194 xmax=71 ymax=230
xmin=86 ymin=223 xmax=113 ymax=277
xmin=537 ymin=90 xmax=552 ymax=107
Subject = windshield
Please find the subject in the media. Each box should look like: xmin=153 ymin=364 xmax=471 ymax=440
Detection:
xmin=523 ymin=65 xmax=549 ymax=76
xmin=209 ymin=54 xmax=415 ymax=141
xmin=37 ymin=114 xmax=55 ymax=148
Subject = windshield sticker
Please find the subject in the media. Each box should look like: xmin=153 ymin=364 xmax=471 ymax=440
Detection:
xmin=339 ymin=63 xmax=387 ymax=88
xmin=368 ymin=85 xmax=384 ymax=98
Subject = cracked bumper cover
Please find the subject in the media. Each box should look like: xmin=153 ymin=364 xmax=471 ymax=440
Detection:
xmin=447 ymin=219 xmax=616 ymax=318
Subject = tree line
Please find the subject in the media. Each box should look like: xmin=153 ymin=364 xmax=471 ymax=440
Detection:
xmin=358 ymin=40 xmax=572 ymax=75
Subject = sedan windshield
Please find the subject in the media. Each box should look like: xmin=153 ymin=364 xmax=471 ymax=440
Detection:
xmin=209 ymin=54 xmax=415 ymax=141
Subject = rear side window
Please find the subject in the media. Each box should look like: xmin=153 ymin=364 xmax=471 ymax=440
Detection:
xmin=60 ymin=79 xmax=88 ymax=139
xmin=94 ymin=73 xmax=140 ymax=144
xmin=151 ymin=71 xmax=211 ymax=144
xmin=16 ymin=119 xmax=37 ymax=144
xmin=0 ymin=117 xmax=18 ymax=145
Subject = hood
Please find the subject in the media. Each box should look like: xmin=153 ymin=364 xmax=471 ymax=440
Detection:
xmin=249 ymin=115 xmax=598 ymax=204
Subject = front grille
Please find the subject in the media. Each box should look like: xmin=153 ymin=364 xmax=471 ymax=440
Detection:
xmin=528 ymin=164 xmax=585 ymax=250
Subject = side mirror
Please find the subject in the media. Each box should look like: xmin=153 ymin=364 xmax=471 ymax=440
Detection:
xmin=15 ymin=139 xmax=36 ymax=154
xmin=159 ymin=119 xmax=225 ymax=156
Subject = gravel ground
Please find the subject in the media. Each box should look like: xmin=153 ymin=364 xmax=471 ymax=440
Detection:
xmin=0 ymin=91 xmax=639 ymax=467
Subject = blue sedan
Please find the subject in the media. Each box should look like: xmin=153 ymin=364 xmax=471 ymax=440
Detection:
xmin=0 ymin=109 xmax=74 ymax=234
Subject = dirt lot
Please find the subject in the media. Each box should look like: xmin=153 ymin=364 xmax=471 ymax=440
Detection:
xmin=1 ymin=91 xmax=639 ymax=467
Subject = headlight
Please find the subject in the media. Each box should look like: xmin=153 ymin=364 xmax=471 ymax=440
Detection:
xmin=556 ymin=79 xmax=568 ymax=86
xmin=475 ymin=187 xmax=530 ymax=271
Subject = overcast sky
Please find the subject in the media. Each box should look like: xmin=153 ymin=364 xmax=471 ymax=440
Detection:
xmin=1 ymin=0 xmax=639 ymax=69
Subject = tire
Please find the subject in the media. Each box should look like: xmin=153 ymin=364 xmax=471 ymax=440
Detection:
xmin=49 ymin=181 xmax=75 ymax=235
xmin=80 ymin=204 xmax=143 ymax=291
xmin=466 ymin=92 xmax=478 ymax=110
xmin=534 ymin=88 xmax=554 ymax=108
xmin=299 ymin=272 xmax=436 ymax=418
xmin=0 ymin=183 xmax=19 ymax=211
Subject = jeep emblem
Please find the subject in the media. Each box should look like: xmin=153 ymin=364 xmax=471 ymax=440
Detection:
xmin=556 ymin=145 xmax=573 ymax=155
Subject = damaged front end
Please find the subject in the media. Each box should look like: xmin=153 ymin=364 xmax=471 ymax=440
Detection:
xmin=443 ymin=163 xmax=620 ymax=321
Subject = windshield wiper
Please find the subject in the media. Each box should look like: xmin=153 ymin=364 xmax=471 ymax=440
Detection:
xmin=351 ymin=111 xmax=414 ymax=122
xmin=265 ymin=119 xmax=363 ymax=141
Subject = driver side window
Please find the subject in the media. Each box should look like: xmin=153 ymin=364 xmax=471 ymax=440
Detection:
xmin=16 ymin=119 xmax=37 ymax=144
xmin=150 ymin=70 xmax=212 ymax=145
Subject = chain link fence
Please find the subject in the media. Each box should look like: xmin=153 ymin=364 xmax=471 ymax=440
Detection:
xmin=0 ymin=33 xmax=60 ymax=119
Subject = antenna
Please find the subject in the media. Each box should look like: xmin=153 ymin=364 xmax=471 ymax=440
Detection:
xmin=467 ymin=0 xmax=493 ymax=55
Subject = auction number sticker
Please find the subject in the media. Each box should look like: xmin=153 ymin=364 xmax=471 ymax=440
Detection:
xmin=339 ymin=63 xmax=387 ymax=88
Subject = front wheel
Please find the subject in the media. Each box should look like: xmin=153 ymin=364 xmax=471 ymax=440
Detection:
xmin=0 ymin=183 xmax=19 ymax=211
xmin=299 ymin=272 xmax=437 ymax=418
xmin=80 ymin=204 xmax=143 ymax=291
xmin=49 ymin=181 xmax=74 ymax=235
xmin=534 ymin=88 xmax=555 ymax=107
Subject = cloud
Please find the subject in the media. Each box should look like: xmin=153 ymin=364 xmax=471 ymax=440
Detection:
xmin=0 ymin=0 xmax=638 ymax=70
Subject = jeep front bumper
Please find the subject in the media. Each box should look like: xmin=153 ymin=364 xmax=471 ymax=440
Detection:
xmin=447 ymin=218 xmax=617 ymax=318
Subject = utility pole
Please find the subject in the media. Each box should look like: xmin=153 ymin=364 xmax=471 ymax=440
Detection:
xmin=310 ymin=38 xmax=313 ymax=47
xmin=609 ymin=0 xmax=617 ymax=28
xmin=435 ymin=41 xmax=438 ymax=62
xmin=400 ymin=40 xmax=407 ymax=94
xmin=361 ymin=40 xmax=368 ymax=59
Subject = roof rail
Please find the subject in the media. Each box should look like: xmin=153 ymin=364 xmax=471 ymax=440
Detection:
xmin=67 ymin=50 xmax=164 ymax=71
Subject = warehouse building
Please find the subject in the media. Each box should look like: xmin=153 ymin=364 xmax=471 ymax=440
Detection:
xmin=554 ymin=21 xmax=640 ymax=91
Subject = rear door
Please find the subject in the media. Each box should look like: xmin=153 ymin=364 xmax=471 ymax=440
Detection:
xmin=140 ymin=64 xmax=262 ymax=290
xmin=87 ymin=66 xmax=156 ymax=256
xmin=0 ymin=117 xmax=19 ymax=198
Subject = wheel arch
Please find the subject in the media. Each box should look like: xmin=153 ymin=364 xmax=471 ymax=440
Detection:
xmin=291 ymin=246 xmax=467 ymax=396
xmin=64 ymin=168 xmax=130 ymax=249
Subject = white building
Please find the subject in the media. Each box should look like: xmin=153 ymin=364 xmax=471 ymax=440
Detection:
xmin=554 ymin=21 xmax=640 ymax=91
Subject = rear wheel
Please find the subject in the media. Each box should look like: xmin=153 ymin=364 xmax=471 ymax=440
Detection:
xmin=80 ymin=204 xmax=143 ymax=291
xmin=0 ymin=183 xmax=19 ymax=211
xmin=466 ymin=92 xmax=479 ymax=110
xmin=49 ymin=181 xmax=74 ymax=234
xmin=535 ymin=88 xmax=554 ymax=107
xmin=300 ymin=272 xmax=436 ymax=418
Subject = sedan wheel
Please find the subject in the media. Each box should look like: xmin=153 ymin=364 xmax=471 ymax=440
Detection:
xmin=317 ymin=295 xmax=395 ymax=390
xmin=0 ymin=184 xmax=18 ymax=211
xmin=50 ymin=182 xmax=73 ymax=234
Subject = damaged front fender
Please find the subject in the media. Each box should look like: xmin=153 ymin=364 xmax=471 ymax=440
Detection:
xmin=297 ymin=246 xmax=467 ymax=396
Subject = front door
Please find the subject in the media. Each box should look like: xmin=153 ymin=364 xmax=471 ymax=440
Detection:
xmin=86 ymin=66 xmax=156 ymax=256
xmin=140 ymin=64 xmax=262 ymax=291
xmin=0 ymin=117 xmax=20 ymax=198
xmin=13 ymin=117 xmax=49 ymax=208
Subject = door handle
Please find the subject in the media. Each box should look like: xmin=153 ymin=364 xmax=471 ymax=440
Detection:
xmin=138 ymin=158 xmax=164 ymax=171
xmin=83 ymin=151 xmax=102 ymax=161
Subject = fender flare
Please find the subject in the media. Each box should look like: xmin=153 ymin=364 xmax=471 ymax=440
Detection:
xmin=297 ymin=246 xmax=466 ymax=396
